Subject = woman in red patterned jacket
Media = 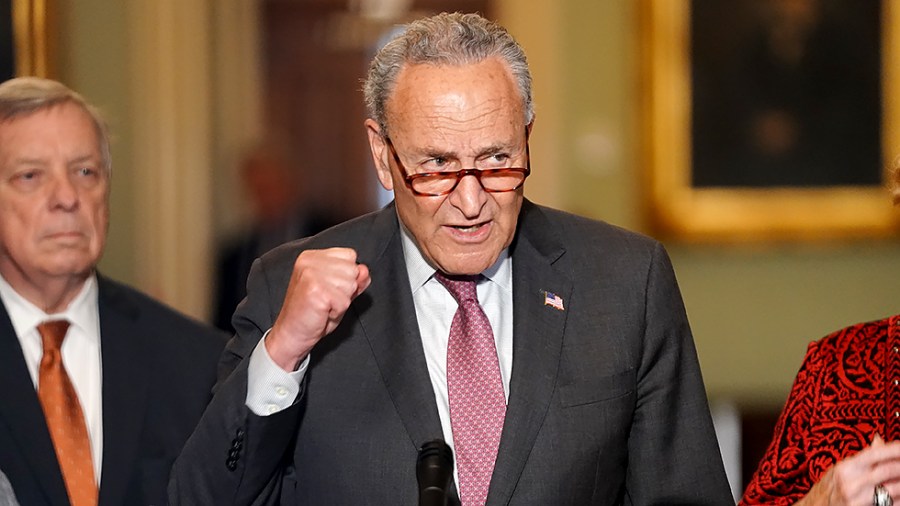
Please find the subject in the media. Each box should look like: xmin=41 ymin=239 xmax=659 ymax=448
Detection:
xmin=741 ymin=163 xmax=900 ymax=506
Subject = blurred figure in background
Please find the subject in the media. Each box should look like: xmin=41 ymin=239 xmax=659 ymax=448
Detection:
xmin=740 ymin=162 xmax=900 ymax=505
xmin=213 ymin=139 xmax=337 ymax=332
xmin=0 ymin=469 xmax=19 ymax=506
xmin=0 ymin=77 xmax=225 ymax=506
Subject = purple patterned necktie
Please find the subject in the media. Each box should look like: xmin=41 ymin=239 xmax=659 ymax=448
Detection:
xmin=435 ymin=272 xmax=506 ymax=506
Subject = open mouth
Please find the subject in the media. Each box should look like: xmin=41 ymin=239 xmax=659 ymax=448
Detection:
xmin=446 ymin=221 xmax=491 ymax=241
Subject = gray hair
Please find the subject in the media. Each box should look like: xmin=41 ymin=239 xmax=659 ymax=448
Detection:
xmin=0 ymin=77 xmax=111 ymax=173
xmin=363 ymin=12 xmax=533 ymax=136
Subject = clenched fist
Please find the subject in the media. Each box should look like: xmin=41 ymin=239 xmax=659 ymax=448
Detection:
xmin=265 ymin=248 xmax=371 ymax=371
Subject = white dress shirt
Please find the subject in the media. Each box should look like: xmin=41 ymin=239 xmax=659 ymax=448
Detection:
xmin=245 ymin=223 xmax=514 ymax=487
xmin=0 ymin=274 xmax=103 ymax=482
xmin=399 ymin=226 xmax=513 ymax=444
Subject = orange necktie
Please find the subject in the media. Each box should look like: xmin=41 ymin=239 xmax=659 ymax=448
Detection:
xmin=37 ymin=320 xmax=98 ymax=506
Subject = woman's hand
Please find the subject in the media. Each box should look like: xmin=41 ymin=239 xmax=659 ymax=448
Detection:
xmin=798 ymin=435 xmax=900 ymax=506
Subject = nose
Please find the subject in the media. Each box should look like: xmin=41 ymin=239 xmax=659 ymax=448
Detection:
xmin=50 ymin=172 xmax=79 ymax=210
xmin=448 ymin=173 xmax=487 ymax=218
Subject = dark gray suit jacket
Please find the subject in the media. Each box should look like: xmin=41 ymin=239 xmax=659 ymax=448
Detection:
xmin=0 ymin=275 xmax=226 ymax=505
xmin=171 ymin=201 xmax=733 ymax=505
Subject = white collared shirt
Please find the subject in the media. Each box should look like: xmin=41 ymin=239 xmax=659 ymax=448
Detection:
xmin=0 ymin=274 xmax=103 ymax=482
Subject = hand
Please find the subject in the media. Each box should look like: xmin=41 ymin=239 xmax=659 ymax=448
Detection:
xmin=265 ymin=248 xmax=371 ymax=372
xmin=798 ymin=434 xmax=900 ymax=506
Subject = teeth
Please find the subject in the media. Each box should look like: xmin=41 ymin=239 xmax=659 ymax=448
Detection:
xmin=457 ymin=225 xmax=479 ymax=232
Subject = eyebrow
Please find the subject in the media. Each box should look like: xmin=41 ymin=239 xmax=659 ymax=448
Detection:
xmin=419 ymin=141 xmax=518 ymax=160
xmin=66 ymin=154 xmax=100 ymax=165
xmin=11 ymin=153 xmax=99 ymax=166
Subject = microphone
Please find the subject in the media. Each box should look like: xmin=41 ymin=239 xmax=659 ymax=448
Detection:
xmin=417 ymin=439 xmax=453 ymax=506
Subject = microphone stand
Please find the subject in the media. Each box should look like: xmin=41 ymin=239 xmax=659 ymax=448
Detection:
xmin=417 ymin=439 xmax=453 ymax=506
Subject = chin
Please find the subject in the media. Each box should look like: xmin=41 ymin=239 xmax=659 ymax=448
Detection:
xmin=438 ymin=254 xmax=498 ymax=276
xmin=44 ymin=257 xmax=96 ymax=277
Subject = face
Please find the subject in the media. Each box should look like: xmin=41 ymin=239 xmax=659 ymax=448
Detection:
xmin=0 ymin=102 xmax=109 ymax=291
xmin=366 ymin=57 xmax=530 ymax=275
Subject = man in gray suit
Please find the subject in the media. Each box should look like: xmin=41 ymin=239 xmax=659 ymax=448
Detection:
xmin=171 ymin=12 xmax=732 ymax=505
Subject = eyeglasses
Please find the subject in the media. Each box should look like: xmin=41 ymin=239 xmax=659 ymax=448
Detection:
xmin=384 ymin=136 xmax=531 ymax=197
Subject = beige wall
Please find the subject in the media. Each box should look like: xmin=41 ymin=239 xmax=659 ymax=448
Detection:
xmin=58 ymin=0 xmax=134 ymax=283
xmin=59 ymin=0 xmax=216 ymax=320
xmin=58 ymin=0 xmax=900 ymax=407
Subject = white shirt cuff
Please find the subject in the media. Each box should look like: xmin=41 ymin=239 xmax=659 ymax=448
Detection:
xmin=245 ymin=329 xmax=308 ymax=416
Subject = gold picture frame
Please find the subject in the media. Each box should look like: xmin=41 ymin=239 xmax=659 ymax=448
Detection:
xmin=640 ymin=0 xmax=900 ymax=242
xmin=11 ymin=0 xmax=55 ymax=77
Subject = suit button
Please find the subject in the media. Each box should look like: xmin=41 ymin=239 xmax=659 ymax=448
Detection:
xmin=226 ymin=458 xmax=237 ymax=471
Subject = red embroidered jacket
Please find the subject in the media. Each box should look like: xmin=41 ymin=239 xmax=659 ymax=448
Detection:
xmin=740 ymin=314 xmax=900 ymax=505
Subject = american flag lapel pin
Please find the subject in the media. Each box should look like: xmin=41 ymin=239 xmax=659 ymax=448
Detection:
xmin=543 ymin=291 xmax=565 ymax=311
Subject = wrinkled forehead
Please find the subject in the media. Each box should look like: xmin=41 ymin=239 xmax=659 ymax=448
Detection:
xmin=384 ymin=59 xmax=526 ymax=140
xmin=0 ymin=103 xmax=108 ymax=176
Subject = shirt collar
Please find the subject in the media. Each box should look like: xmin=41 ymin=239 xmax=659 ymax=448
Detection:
xmin=0 ymin=273 xmax=100 ymax=343
xmin=398 ymin=221 xmax=512 ymax=294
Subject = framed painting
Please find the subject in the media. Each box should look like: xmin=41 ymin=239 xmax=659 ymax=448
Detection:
xmin=640 ymin=0 xmax=900 ymax=242
xmin=4 ymin=0 xmax=55 ymax=79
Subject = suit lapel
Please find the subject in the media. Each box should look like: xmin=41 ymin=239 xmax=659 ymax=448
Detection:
xmin=95 ymin=277 xmax=150 ymax=506
xmin=0 ymin=304 xmax=70 ymax=505
xmin=489 ymin=202 xmax=571 ymax=505
xmin=352 ymin=207 xmax=445 ymax=450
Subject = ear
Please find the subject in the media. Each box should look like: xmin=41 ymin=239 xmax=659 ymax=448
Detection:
xmin=365 ymin=119 xmax=394 ymax=191
xmin=525 ymin=118 xmax=535 ymax=139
